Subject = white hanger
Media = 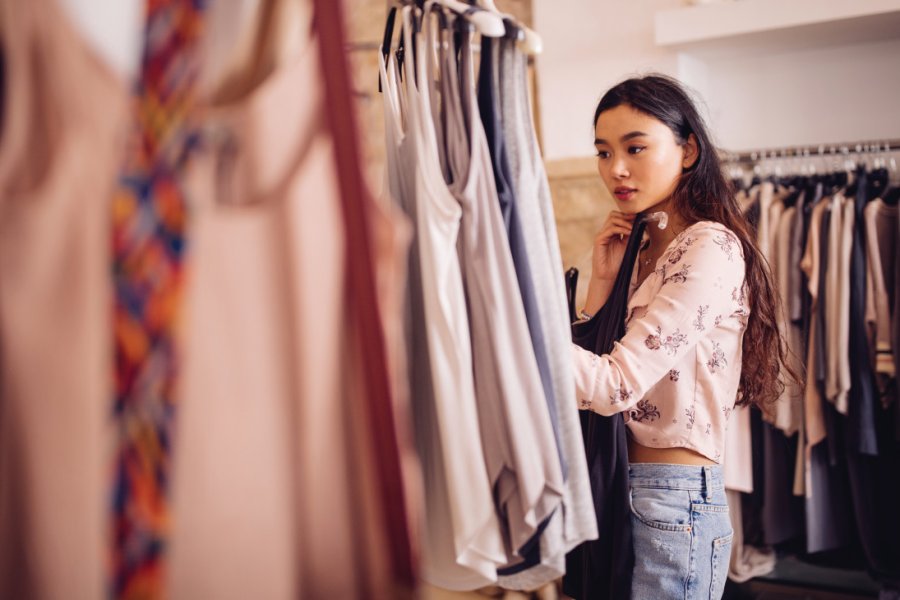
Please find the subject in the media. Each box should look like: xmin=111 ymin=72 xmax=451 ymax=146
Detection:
xmin=430 ymin=0 xmax=505 ymax=37
xmin=474 ymin=0 xmax=542 ymax=55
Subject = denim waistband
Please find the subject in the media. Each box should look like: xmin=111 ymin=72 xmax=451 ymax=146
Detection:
xmin=628 ymin=463 xmax=724 ymax=491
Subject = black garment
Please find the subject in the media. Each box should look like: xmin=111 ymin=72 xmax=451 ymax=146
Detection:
xmin=845 ymin=404 xmax=900 ymax=590
xmin=741 ymin=408 xmax=767 ymax=547
xmin=845 ymin=171 xmax=900 ymax=589
xmin=847 ymin=170 xmax=879 ymax=457
xmin=761 ymin=424 xmax=804 ymax=546
xmin=562 ymin=216 xmax=647 ymax=600
xmin=895 ymin=204 xmax=900 ymax=441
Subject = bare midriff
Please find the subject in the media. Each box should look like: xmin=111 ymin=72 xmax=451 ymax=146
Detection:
xmin=627 ymin=438 xmax=717 ymax=466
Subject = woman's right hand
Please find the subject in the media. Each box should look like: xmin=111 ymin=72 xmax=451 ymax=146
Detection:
xmin=591 ymin=211 xmax=636 ymax=281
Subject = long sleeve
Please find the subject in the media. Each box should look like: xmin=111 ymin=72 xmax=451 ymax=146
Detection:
xmin=573 ymin=224 xmax=747 ymax=417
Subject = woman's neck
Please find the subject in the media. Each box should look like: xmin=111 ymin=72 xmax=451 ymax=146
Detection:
xmin=644 ymin=199 xmax=689 ymax=252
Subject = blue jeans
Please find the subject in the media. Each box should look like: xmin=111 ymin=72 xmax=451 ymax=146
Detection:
xmin=628 ymin=463 xmax=733 ymax=600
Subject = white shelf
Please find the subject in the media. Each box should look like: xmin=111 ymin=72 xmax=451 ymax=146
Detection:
xmin=655 ymin=0 xmax=900 ymax=54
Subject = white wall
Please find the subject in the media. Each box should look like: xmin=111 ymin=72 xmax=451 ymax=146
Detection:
xmin=534 ymin=0 xmax=900 ymax=160
xmin=533 ymin=0 xmax=682 ymax=161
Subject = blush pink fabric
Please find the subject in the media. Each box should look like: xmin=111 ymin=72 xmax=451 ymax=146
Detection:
xmin=573 ymin=221 xmax=749 ymax=464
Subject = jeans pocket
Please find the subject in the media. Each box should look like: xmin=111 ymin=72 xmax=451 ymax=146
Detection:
xmin=709 ymin=531 xmax=733 ymax=599
xmin=629 ymin=486 xmax=693 ymax=532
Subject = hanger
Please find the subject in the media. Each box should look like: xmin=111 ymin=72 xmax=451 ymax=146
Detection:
xmin=471 ymin=0 xmax=542 ymax=54
xmin=429 ymin=0 xmax=505 ymax=37
xmin=382 ymin=0 xmax=503 ymax=88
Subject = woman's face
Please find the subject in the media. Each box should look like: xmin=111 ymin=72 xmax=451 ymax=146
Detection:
xmin=594 ymin=104 xmax=696 ymax=214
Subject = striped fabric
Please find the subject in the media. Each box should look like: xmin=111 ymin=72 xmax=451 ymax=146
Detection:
xmin=110 ymin=0 xmax=205 ymax=597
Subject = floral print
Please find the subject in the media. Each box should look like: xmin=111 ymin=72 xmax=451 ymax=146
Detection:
xmin=693 ymin=305 xmax=709 ymax=331
xmin=667 ymin=237 xmax=696 ymax=264
xmin=644 ymin=325 xmax=689 ymax=356
xmin=580 ymin=398 xmax=592 ymax=410
xmin=685 ymin=408 xmax=696 ymax=430
xmin=609 ymin=386 xmax=634 ymax=405
xmin=662 ymin=329 xmax=688 ymax=356
xmin=571 ymin=221 xmax=748 ymax=465
xmin=707 ymin=341 xmax=727 ymax=373
xmin=722 ymin=406 xmax=733 ymax=420
xmin=663 ymin=263 xmax=691 ymax=285
xmin=714 ymin=233 xmax=738 ymax=262
xmin=732 ymin=285 xmax=750 ymax=317
xmin=645 ymin=327 xmax=662 ymax=350
xmin=630 ymin=399 xmax=661 ymax=423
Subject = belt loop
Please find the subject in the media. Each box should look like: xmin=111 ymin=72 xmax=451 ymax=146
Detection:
xmin=703 ymin=466 xmax=713 ymax=503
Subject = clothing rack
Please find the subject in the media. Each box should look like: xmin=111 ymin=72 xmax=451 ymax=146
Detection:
xmin=721 ymin=138 xmax=900 ymax=165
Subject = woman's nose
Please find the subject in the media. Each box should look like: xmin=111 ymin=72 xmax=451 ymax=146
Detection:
xmin=611 ymin=157 xmax=630 ymax=179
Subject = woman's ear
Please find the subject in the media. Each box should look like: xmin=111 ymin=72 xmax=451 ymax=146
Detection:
xmin=682 ymin=133 xmax=700 ymax=170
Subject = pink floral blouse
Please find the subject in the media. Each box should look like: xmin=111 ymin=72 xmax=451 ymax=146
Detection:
xmin=572 ymin=221 xmax=749 ymax=463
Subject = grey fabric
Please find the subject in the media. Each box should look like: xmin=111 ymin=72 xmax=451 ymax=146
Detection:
xmin=497 ymin=35 xmax=565 ymax=482
xmin=493 ymin=36 xmax=598 ymax=590
xmin=379 ymin=10 xmax=509 ymax=587
xmin=444 ymin=24 xmax=565 ymax=559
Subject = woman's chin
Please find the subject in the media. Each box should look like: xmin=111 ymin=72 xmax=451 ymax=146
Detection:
xmin=613 ymin=202 xmax=644 ymax=215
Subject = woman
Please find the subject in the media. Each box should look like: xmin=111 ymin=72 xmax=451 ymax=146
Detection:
xmin=572 ymin=75 xmax=791 ymax=599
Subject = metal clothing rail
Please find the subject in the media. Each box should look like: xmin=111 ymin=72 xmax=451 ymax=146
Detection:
xmin=720 ymin=138 xmax=900 ymax=164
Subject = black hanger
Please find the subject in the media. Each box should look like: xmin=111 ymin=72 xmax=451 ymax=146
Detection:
xmin=502 ymin=16 xmax=522 ymax=41
xmin=378 ymin=6 xmax=399 ymax=93
xmin=565 ymin=268 xmax=579 ymax=324
xmin=867 ymin=167 xmax=889 ymax=201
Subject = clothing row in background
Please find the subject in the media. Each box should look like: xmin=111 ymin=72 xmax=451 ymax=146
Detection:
xmin=0 ymin=0 xmax=420 ymax=598
xmin=378 ymin=2 xmax=600 ymax=594
xmin=723 ymin=156 xmax=900 ymax=596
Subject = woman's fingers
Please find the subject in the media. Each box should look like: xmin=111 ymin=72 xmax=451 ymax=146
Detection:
xmin=596 ymin=224 xmax=633 ymax=244
xmin=604 ymin=213 xmax=635 ymax=230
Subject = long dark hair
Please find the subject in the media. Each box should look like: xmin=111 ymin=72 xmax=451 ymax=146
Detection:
xmin=593 ymin=74 xmax=797 ymax=409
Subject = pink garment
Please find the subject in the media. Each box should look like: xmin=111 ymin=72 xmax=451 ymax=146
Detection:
xmin=723 ymin=406 xmax=754 ymax=493
xmin=0 ymin=0 xmax=127 ymax=597
xmin=174 ymin=13 xmax=413 ymax=598
xmin=0 ymin=1 xmax=415 ymax=598
xmin=573 ymin=221 xmax=749 ymax=463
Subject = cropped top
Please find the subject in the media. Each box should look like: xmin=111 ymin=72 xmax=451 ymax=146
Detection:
xmin=572 ymin=221 xmax=750 ymax=463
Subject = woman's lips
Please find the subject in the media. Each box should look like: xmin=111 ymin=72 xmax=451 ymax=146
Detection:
xmin=614 ymin=187 xmax=637 ymax=201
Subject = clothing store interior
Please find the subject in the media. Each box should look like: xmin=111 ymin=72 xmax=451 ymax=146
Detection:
xmin=2 ymin=0 xmax=900 ymax=598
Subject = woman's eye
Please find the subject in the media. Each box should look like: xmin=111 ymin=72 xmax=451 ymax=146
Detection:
xmin=628 ymin=145 xmax=646 ymax=155
xmin=596 ymin=150 xmax=610 ymax=159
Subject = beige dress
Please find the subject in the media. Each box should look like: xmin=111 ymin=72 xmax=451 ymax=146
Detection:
xmin=0 ymin=0 xmax=127 ymax=596
xmin=0 ymin=1 xmax=414 ymax=598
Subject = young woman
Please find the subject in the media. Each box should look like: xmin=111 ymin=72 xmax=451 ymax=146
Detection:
xmin=572 ymin=75 xmax=791 ymax=599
